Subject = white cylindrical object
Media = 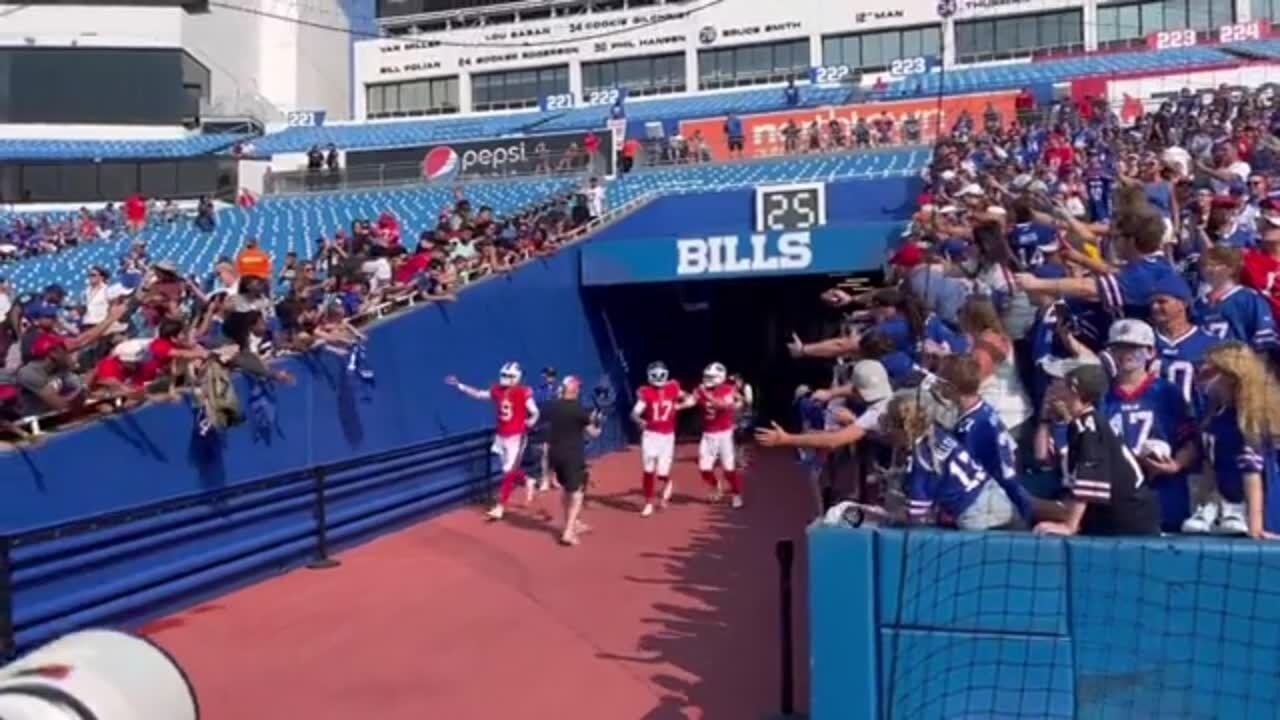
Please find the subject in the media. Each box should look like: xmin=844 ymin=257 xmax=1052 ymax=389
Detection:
xmin=0 ymin=629 xmax=198 ymax=720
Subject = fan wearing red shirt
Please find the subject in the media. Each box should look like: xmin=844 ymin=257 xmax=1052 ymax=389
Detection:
xmin=631 ymin=360 xmax=691 ymax=517
xmin=447 ymin=362 xmax=540 ymax=521
xmin=1241 ymin=218 xmax=1280 ymax=325
xmin=90 ymin=339 xmax=148 ymax=394
xmin=691 ymin=362 xmax=746 ymax=508
xmin=135 ymin=319 xmax=211 ymax=386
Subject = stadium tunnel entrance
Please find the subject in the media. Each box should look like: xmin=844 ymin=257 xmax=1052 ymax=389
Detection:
xmin=584 ymin=273 xmax=880 ymax=439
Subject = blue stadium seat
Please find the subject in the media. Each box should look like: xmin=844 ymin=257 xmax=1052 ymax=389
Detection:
xmin=249 ymin=84 xmax=856 ymax=155
xmin=0 ymin=149 xmax=925 ymax=295
xmin=0 ymin=134 xmax=246 ymax=161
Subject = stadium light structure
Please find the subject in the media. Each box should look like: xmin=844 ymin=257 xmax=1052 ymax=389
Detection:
xmin=935 ymin=0 xmax=957 ymax=141
xmin=0 ymin=630 xmax=198 ymax=720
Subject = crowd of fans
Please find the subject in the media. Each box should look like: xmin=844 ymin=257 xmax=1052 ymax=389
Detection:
xmin=761 ymin=82 xmax=1280 ymax=539
xmin=0 ymin=179 xmax=606 ymax=440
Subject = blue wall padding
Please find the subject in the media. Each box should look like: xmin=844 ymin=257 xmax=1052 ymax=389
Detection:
xmin=809 ymin=527 xmax=1280 ymax=720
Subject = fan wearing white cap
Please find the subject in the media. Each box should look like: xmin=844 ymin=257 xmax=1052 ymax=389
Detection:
xmin=446 ymin=361 xmax=540 ymax=521
xmin=1100 ymin=318 xmax=1198 ymax=532
xmin=631 ymin=361 xmax=691 ymax=517
xmin=690 ymin=362 xmax=746 ymax=508
xmin=88 ymin=338 xmax=151 ymax=396
xmin=756 ymin=359 xmax=894 ymax=457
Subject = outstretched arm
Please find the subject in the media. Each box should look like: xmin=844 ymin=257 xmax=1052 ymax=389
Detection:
xmin=445 ymin=375 xmax=491 ymax=400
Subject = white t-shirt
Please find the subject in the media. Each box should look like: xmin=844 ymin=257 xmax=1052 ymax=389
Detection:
xmin=586 ymin=185 xmax=606 ymax=218
xmin=83 ymin=284 xmax=111 ymax=326
xmin=1210 ymin=160 xmax=1251 ymax=195
xmin=361 ymin=257 xmax=392 ymax=291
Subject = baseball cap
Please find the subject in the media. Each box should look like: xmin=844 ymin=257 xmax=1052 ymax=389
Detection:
xmin=24 ymin=303 xmax=58 ymax=321
xmin=1066 ymin=364 xmax=1110 ymax=404
xmin=112 ymin=338 xmax=150 ymax=364
xmin=852 ymin=360 xmax=892 ymax=404
xmin=956 ymin=183 xmax=984 ymax=197
xmin=1149 ymin=274 xmax=1192 ymax=304
xmin=1107 ymin=318 xmax=1156 ymax=347
xmin=560 ymin=375 xmax=581 ymax=393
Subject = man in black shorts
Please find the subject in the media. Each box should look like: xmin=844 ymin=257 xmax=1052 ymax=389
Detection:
xmin=544 ymin=375 xmax=602 ymax=546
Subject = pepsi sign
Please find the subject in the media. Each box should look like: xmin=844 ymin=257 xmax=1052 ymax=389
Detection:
xmin=345 ymin=129 xmax=618 ymax=183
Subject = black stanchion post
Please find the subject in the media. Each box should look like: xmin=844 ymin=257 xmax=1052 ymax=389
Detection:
xmin=776 ymin=539 xmax=797 ymax=718
xmin=0 ymin=536 xmax=12 ymax=660
xmin=307 ymin=468 xmax=340 ymax=570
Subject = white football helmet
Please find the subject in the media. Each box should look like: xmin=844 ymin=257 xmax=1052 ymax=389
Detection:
xmin=647 ymin=361 xmax=669 ymax=385
xmin=703 ymin=362 xmax=727 ymax=388
xmin=498 ymin=362 xmax=522 ymax=387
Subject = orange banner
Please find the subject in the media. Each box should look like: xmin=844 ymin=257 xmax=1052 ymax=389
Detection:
xmin=679 ymin=91 xmax=1019 ymax=160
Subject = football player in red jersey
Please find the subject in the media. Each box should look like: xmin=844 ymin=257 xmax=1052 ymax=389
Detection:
xmin=446 ymin=361 xmax=540 ymax=521
xmin=692 ymin=362 xmax=746 ymax=508
xmin=1242 ymin=215 xmax=1280 ymax=327
xmin=631 ymin=361 xmax=691 ymax=517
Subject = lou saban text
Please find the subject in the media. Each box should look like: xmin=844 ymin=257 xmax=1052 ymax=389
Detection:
xmin=675 ymin=232 xmax=813 ymax=275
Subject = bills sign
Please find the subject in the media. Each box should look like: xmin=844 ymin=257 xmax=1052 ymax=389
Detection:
xmin=345 ymin=129 xmax=616 ymax=184
xmin=579 ymin=224 xmax=898 ymax=286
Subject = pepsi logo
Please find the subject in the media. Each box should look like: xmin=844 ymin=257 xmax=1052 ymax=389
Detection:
xmin=421 ymin=146 xmax=459 ymax=181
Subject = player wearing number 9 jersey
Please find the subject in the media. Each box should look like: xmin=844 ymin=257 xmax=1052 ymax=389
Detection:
xmin=632 ymin=361 xmax=689 ymax=517
xmin=1101 ymin=320 xmax=1198 ymax=532
xmin=692 ymin=362 xmax=745 ymax=508
xmin=446 ymin=362 xmax=540 ymax=521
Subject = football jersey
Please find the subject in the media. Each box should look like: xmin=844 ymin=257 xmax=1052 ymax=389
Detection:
xmin=1085 ymin=174 xmax=1114 ymax=223
xmin=1194 ymin=285 xmax=1277 ymax=351
xmin=1101 ymin=373 xmax=1196 ymax=530
xmin=696 ymin=383 xmax=737 ymax=433
xmin=1008 ymin=221 xmax=1058 ymax=270
xmin=951 ymin=401 xmax=1030 ymax=521
xmin=905 ymin=426 xmax=995 ymax=522
xmin=1240 ymin=249 xmax=1280 ymax=324
xmin=490 ymin=384 xmax=533 ymax=437
xmin=636 ymin=381 xmax=682 ymax=435
xmin=1063 ymin=408 xmax=1161 ymax=536
xmin=1216 ymin=221 xmax=1258 ymax=250
xmin=1202 ymin=406 xmax=1267 ymax=505
xmin=1095 ymin=254 xmax=1188 ymax=321
xmin=1154 ymin=326 xmax=1217 ymax=406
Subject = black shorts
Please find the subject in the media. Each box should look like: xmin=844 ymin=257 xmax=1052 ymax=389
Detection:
xmin=728 ymin=137 xmax=744 ymax=151
xmin=549 ymin=455 xmax=588 ymax=493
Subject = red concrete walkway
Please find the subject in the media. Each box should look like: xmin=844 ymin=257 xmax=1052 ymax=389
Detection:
xmin=144 ymin=446 xmax=813 ymax=719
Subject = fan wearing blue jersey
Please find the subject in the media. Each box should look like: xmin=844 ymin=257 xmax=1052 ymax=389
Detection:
xmin=1084 ymin=156 xmax=1114 ymax=224
xmin=1148 ymin=276 xmax=1217 ymax=407
xmin=933 ymin=355 xmax=1032 ymax=524
xmin=1101 ymin=319 xmax=1199 ymax=532
xmin=1195 ymin=246 xmax=1278 ymax=351
xmin=883 ymin=392 xmax=1020 ymax=531
xmin=1015 ymin=211 xmax=1189 ymax=323
xmin=1008 ymin=201 xmax=1059 ymax=270
xmin=1189 ymin=342 xmax=1280 ymax=538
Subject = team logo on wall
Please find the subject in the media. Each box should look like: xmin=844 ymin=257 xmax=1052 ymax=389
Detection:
xmin=421 ymin=146 xmax=460 ymax=181
xmin=698 ymin=26 xmax=717 ymax=44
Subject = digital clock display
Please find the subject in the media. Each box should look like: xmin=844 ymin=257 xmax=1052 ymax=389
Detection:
xmin=755 ymin=182 xmax=827 ymax=233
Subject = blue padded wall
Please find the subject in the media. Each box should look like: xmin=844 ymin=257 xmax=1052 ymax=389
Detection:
xmin=0 ymin=243 xmax=612 ymax=532
xmin=809 ymin=527 xmax=1280 ymax=720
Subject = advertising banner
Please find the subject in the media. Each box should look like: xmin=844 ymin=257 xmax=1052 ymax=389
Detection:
xmin=579 ymin=223 xmax=901 ymax=287
xmin=678 ymin=91 xmax=1017 ymax=161
xmin=344 ymin=129 xmax=616 ymax=183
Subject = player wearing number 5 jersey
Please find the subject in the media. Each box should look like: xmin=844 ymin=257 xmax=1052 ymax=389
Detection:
xmin=446 ymin=362 xmax=540 ymax=521
xmin=631 ymin=361 xmax=690 ymax=517
xmin=1100 ymin=320 xmax=1198 ymax=532
xmin=692 ymin=362 xmax=745 ymax=508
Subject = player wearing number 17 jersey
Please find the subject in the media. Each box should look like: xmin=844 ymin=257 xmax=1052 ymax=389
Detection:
xmin=447 ymin=362 xmax=540 ymax=521
xmin=632 ymin=361 xmax=689 ymax=517
xmin=692 ymin=362 xmax=745 ymax=508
